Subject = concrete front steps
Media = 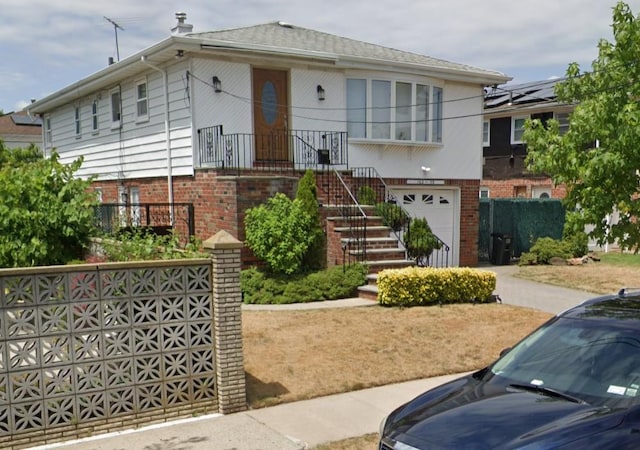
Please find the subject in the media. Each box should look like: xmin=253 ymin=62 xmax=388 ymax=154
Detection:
xmin=325 ymin=210 xmax=415 ymax=302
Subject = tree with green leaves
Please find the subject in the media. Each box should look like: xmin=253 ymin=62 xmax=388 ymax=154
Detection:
xmin=524 ymin=1 xmax=640 ymax=251
xmin=0 ymin=143 xmax=97 ymax=267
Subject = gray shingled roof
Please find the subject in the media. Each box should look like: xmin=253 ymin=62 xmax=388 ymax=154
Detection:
xmin=188 ymin=22 xmax=507 ymax=79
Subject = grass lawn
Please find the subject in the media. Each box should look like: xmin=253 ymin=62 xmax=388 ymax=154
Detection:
xmin=242 ymin=252 xmax=639 ymax=449
xmin=516 ymin=251 xmax=640 ymax=294
xmin=243 ymin=303 xmax=552 ymax=449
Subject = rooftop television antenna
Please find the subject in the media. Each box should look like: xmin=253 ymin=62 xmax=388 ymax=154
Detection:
xmin=104 ymin=16 xmax=124 ymax=61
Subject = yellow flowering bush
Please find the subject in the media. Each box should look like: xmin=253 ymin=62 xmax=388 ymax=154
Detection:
xmin=377 ymin=267 xmax=497 ymax=307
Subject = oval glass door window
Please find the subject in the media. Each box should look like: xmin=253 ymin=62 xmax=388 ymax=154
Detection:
xmin=261 ymin=81 xmax=277 ymax=125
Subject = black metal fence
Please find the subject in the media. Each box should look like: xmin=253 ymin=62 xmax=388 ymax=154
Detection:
xmin=197 ymin=125 xmax=348 ymax=174
xmin=94 ymin=203 xmax=195 ymax=240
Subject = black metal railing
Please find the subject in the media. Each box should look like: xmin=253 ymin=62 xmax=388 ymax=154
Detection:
xmin=330 ymin=170 xmax=368 ymax=265
xmin=350 ymin=167 xmax=451 ymax=268
xmin=197 ymin=125 xmax=348 ymax=174
xmin=94 ymin=203 xmax=195 ymax=240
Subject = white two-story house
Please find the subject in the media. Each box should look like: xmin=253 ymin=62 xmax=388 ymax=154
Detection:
xmin=27 ymin=13 xmax=509 ymax=268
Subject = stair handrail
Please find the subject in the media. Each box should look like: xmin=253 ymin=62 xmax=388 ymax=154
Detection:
xmin=352 ymin=166 xmax=450 ymax=267
xmin=331 ymin=169 xmax=368 ymax=264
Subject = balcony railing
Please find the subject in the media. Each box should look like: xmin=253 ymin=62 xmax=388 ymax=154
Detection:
xmin=197 ymin=125 xmax=348 ymax=174
xmin=94 ymin=203 xmax=195 ymax=240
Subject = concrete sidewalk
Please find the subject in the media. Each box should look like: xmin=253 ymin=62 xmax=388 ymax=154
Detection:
xmin=33 ymin=374 xmax=465 ymax=450
xmin=29 ymin=265 xmax=599 ymax=450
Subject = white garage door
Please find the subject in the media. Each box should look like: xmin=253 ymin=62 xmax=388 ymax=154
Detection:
xmin=392 ymin=188 xmax=456 ymax=254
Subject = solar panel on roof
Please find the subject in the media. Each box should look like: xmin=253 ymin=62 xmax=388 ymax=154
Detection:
xmin=11 ymin=114 xmax=42 ymax=126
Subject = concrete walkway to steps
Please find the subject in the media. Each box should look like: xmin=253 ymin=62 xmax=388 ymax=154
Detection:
xmin=31 ymin=264 xmax=600 ymax=450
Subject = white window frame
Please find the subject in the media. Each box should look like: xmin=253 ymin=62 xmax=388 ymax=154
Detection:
xmin=482 ymin=120 xmax=490 ymax=146
xmin=44 ymin=115 xmax=52 ymax=149
xmin=479 ymin=187 xmax=490 ymax=199
xmin=555 ymin=111 xmax=570 ymax=135
xmin=74 ymin=105 xmax=81 ymax=138
xmin=136 ymin=79 xmax=149 ymax=122
xmin=91 ymin=98 xmax=99 ymax=134
xmin=511 ymin=115 xmax=529 ymax=144
xmin=110 ymin=87 xmax=121 ymax=129
xmin=346 ymin=77 xmax=444 ymax=145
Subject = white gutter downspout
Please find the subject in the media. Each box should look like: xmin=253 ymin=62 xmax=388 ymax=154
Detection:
xmin=141 ymin=55 xmax=174 ymax=224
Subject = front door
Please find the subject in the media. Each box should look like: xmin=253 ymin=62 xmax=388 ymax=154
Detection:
xmin=252 ymin=68 xmax=289 ymax=162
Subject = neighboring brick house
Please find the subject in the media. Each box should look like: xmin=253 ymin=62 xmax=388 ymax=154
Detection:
xmin=27 ymin=13 xmax=509 ymax=268
xmin=0 ymin=110 xmax=42 ymax=149
xmin=482 ymin=79 xmax=571 ymax=199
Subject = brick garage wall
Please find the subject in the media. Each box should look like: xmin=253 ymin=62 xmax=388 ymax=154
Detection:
xmin=482 ymin=178 xmax=567 ymax=199
xmin=457 ymin=179 xmax=480 ymax=267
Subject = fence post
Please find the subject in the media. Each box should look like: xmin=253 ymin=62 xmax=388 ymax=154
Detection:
xmin=203 ymin=230 xmax=247 ymax=413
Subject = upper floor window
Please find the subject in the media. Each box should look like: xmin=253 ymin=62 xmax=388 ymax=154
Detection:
xmin=91 ymin=98 xmax=99 ymax=133
xmin=110 ymin=88 xmax=121 ymax=128
xmin=346 ymin=78 xmax=444 ymax=144
xmin=555 ymin=111 xmax=570 ymax=135
xmin=74 ymin=106 xmax=81 ymax=137
xmin=136 ymin=80 xmax=149 ymax=121
xmin=511 ymin=115 xmax=528 ymax=144
xmin=482 ymin=120 xmax=490 ymax=146
xmin=44 ymin=115 xmax=52 ymax=148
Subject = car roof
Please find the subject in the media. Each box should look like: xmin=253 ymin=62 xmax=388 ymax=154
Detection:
xmin=562 ymin=290 xmax=640 ymax=321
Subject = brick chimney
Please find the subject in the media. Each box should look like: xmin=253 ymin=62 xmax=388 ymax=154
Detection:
xmin=172 ymin=12 xmax=193 ymax=34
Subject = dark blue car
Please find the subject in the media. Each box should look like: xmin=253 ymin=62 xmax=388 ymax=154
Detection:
xmin=379 ymin=290 xmax=640 ymax=449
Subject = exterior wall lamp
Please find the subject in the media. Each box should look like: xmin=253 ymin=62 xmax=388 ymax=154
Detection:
xmin=212 ymin=76 xmax=222 ymax=93
xmin=317 ymin=84 xmax=325 ymax=101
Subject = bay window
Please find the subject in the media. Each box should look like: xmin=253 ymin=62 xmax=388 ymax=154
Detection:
xmin=346 ymin=79 xmax=366 ymax=138
xmin=347 ymin=78 xmax=444 ymax=144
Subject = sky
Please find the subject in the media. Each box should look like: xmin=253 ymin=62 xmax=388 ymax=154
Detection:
xmin=2 ymin=0 xmax=640 ymax=113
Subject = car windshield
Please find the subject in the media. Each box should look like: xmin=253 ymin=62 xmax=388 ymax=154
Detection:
xmin=490 ymin=316 xmax=640 ymax=408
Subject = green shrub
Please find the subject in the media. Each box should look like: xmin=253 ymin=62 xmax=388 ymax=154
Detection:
xmin=244 ymin=193 xmax=315 ymax=275
xmin=296 ymin=169 xmax=326 ymax=271
xmin=99 ymin=229 xmax=205 ymax=261
xmin=405 ymin=218 xmax=442 ymax=266
xmin=563 ymin=230 xmax=589 ymax=257
xmin=0 ymin=151 xmax=97 ymax=267
xmin=357 ymin=186 xmax=376 ymax=205
xmin=240 ymin=264 xmax=367 ymax=304
xmin=377 ymin=267 xmax=496 ymax=307
xmin=518 ymin=236 xmax=573 ymax=265
xmin=375 ymin=202 xmax=409 ymax=231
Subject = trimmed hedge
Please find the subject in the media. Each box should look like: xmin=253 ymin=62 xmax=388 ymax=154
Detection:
xmin=240 ymin=264 xmax=368 ymax=304
xmin=377 ymin=267 xmax=497 ymax=307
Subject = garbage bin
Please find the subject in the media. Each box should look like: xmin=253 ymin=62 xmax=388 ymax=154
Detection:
xmin=491 ymin=233 xmax=512 ymax=265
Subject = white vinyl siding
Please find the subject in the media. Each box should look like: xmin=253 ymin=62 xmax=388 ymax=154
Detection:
xmin=44 ymin=63 xmax=194 ymax=181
